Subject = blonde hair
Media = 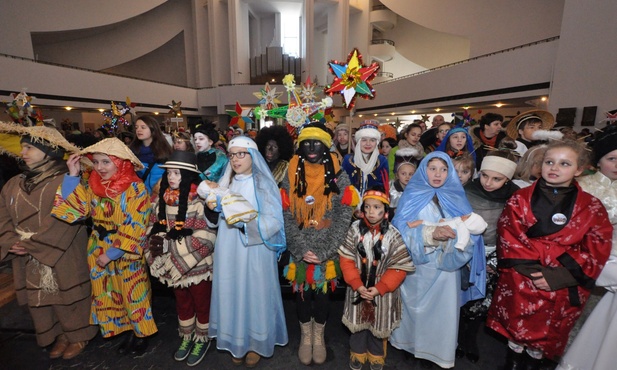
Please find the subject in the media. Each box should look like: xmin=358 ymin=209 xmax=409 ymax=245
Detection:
xmin=545 ymin=139 xmax=590 ymax=168
xmin=514 ymin=145 xmax=546 ymax=181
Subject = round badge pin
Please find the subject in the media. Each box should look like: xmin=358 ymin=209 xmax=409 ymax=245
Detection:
xmin=305 ymin=195 xmax=315 ymax=205
xmin=552 ymin=213 xmax=567 ymax=225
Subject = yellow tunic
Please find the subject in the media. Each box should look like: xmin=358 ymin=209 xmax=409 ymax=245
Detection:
xmin=52 ymin=181 xmax=157 ymax=338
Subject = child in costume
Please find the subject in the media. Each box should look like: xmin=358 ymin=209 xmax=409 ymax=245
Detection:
xmin=389 ymin=152 xmax=487 ymax=369
xmin=192 ymin=120 xmax=228 ymax=182
xmin=52 ymin=138 xmax=158 ymax=355
xmin=145 ymin=151 xmax=217 ymax=366
xmin=281 ymin=122 xmax=352 ymax=366
xmin=331 ymin=123 xmax=355 ymax=163
xmin=198 ymin=136 xmax=287 ymax=368
xmin=342 ymin=120 xmax=389 ymax=217
xmin=487 ymin=139 xmax=613 ymax=369
xmin=339 ymin=187 xmax=414 ymax=370
xmin=458 ymin=147 xmax=519 ymax=363
xmin=387 ymin=122 xmax=424 ymax=178
xmin=389 ymin=147 xmax=420 ymax=215
xmin=436 ymin=126 xmax=476 ymax=162
xmin=255 ymin=125 xmax=294 ymax=186
xmin=0 ymin=123 xmax=97 ymax=360
xmin=129 ymin=115 xmax=173 ymax=195
xmin=558 ymin=125 xmax=617 ymax=370
xmin=172 ymin=131 xmax=195 ymax=152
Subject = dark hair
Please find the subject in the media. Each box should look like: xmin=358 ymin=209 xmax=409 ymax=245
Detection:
xmin=401 ymin=123 xmax=422 ymax=139
xmin=479 ymin=113 xmax=504 ymax=130
xmin=380 ymin=138 xmax=397 ymax=149
xmin=157 ymin=168 xmax=200 ymax=237
xmin=173 ymin=131 xmax=195 ymax=152
xmin=255 ymin=125 xmax=294 ymax=161
xmin=130 ymin=115 xmax=173 ymax=162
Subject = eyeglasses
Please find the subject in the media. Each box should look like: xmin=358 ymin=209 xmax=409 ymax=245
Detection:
xmin=227 ymin=151 xmax=249 ymax=159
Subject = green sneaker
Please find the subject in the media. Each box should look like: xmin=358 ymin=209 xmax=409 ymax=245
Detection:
xmin=174 ymin=337 xmax=194 ymax=361
xmin=186 ymin=339 xmax=211 ymax=367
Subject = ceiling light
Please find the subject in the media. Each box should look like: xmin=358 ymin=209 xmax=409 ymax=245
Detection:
xmin=411 ymin=110 xmax=416 ymax=114
xmin=495 ymin=103 xmax=503 ymax=108
xmin=435 ymin=108 xmax=441 ymax=112
xmin=463 ymin=106 xmax=470 ymax=110
xmin=358 ymin=114 xmax=363 ymax=118
xmin=390 ymin=112 xmax=395 ymax=115
xmin=386 ymin=118 xmax=390 ymax=121
xmin=65 ymin=107 xmax=72 ymax=111
xmin=98 ymin=108 xmax=105 ymax=112
xmin=373 ymin=114 xmax=378 ymax=117
xmin=541 ymin=97 xmax=547 ymax=101
xmin=154 ymin=112 xmax=159 ymax=115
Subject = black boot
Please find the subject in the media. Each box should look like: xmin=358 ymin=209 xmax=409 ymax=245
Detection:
xmin=131 ymin=336 xmax=149 ymax=356
xmin=117 ymin=332 xmax=136 ymax=355
xmin=464 ymin=319 xmax=481 ymax=363
xmin=504 ymin=348 xmax=526 ymax=370
xmin=524 ymin=353 xmax=542 ymax=370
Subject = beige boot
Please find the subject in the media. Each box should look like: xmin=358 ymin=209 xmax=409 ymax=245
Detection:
xmin=298 ymin=320 xmax=313 ymax=365
xmin=312 ymin=320 xmax=327 ymax=364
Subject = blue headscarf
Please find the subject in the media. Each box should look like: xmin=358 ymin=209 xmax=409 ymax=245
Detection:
xmin=219 ymin=140 xmax=286 ymax=256
xmin=435 ymin=127 xmax=476 ymax=161
xmin=392 ymin=151 xmax=485 ymax=304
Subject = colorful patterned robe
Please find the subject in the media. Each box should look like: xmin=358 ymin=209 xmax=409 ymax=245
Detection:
xmin=52 ymin=181 xmax=157 ymax=338
xmin=486 ymin=181 xmax=612 ymax=359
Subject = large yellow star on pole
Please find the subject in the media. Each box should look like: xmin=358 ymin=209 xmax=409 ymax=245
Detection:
xmin=324 ymin=48 xmax=380 ymax=110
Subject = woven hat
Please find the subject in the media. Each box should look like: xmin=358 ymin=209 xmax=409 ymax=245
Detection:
xmin=80 ymin=137 xmax=144 ymax=171
xmin=0 ymin=121 xmax=79 ymax=158
xmin=506 ymin=110 xmax=555 ymax=139
xmin=160 ymin=150 xmax=200 ymax=173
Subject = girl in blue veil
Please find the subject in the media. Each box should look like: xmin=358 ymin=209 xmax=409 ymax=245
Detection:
xmin=389 ymin=151 xmax=486 ymax=369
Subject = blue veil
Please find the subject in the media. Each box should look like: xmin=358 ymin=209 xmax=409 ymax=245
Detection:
xmin=435 ymin=127 xmax=476 ymax=161
xmin=219 ymin=146 xmax=286 ymax=255
xmin=392 ymin=151 xmax=485 ymax=304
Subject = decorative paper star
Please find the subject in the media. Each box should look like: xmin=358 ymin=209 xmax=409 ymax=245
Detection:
xmin=420 ymin=114 xmax=430 ymax=122
xmin=325 ymin=48 xmax=380 ymax=110
xmin=299 ymin=76 xmax=317 ymax=103
xmin=168 ymin=100 xmax=183 ymax=116
xmin=253 ymin=83 xmax=282 ymax=110
xmin=226 ymin=101 xmax=253 ymax=130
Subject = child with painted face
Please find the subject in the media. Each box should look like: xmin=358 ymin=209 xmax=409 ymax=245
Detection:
xmin=487 ymin=140 xmax=613 ymax=369
xmin=342 ymin=120 xmax=389 ymax=217
xmin=197 ymin=137 xmax=287 ymax=367
xmin=338 ymin=187 xmax=414 ymax=370
xmin=281 ymin=123 xmax=352 ymax=366
xmin=458 ymin=148 xmax=519 ymax=363
xmin=436 ymin=127 xmax=476 ymax=162
xmin=144 ymin=151 xmax=217 ymax=366
xmin=192 ymin=120 xmax=228 ymax=182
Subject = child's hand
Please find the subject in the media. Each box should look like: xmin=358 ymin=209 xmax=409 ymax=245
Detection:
xmin=363 ymin=287 xmax=380 ymax=300
xmin=96 ymin=254 xmax=111 ymax=268
xmin=67 ymin=153 xmax=82 ymax=176
xmin=204 ymin=180 xmax=219 ymax=189
xmin=8 ymin=243 xmax=27 ymax=255
xmin=432 ymin=225 xmax=456 ymax=241
xmin=407 ymin=220 xmax=423 ymax=228
xmin=531 ymin=272 xmax=551 ymax=291
xmin=302 ymin=251 xmax=322 ymax=264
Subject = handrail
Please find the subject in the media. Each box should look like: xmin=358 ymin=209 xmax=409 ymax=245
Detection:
xmin=371 ymin=39 xmax=395 ymax=46
xmin=376 ymin=72 xmax=394 ymax=78
xmin=375 ymin=36 xmax=560 ymax=85
xmin=372 ymin=5 xmax=388 ymax=11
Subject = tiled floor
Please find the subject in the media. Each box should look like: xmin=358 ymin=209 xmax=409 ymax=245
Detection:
xmin=0 ymin=282 xmax=513 ymax=370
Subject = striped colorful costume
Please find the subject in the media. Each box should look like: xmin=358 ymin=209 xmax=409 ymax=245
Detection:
xmin=53 ymin=181 xmax=158 ymax=338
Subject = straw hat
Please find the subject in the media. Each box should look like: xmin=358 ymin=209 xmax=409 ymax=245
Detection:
xmin=505 ymin=110 xmax=555 ymax=139
xmin=79 ymin=137 xmax=144 ymax=171
xmin=0 ymin=121 xmax=79 ymax=158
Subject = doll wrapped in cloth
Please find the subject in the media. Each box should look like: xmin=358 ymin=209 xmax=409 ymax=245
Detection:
xmin=407 ymin=212 xmax=488 ymax=251
xmin=197 ymin=178 xmax=257 ymax=225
